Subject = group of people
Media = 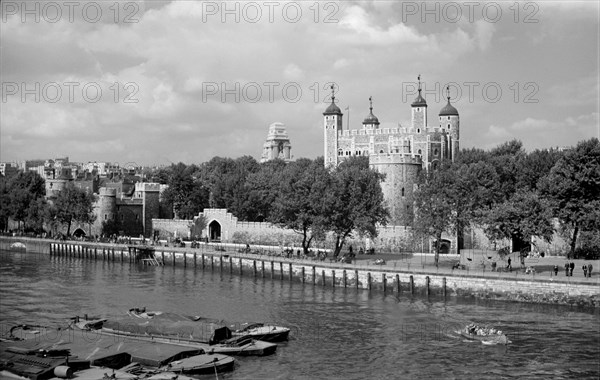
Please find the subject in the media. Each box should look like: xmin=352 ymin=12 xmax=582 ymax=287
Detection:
xmin=465 ymin=323 xmax=503 ymax=337
xmin=554 ymin=262 xmax=593 ymax=277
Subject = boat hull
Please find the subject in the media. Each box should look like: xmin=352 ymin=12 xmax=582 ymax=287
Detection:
xmin=162 ymin=354 xmax=235 ymax=375
xmin=459 ymin=331 xmax=510 ymax=345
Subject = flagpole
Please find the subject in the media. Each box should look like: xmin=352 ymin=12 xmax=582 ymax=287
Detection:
xmin=346 ymin=106 xmax=350 ymax=129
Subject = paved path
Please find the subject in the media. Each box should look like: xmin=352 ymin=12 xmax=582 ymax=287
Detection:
xmin=351 ymin=250 xmax=599 ymax=283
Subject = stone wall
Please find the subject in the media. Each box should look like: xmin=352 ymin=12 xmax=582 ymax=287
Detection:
xmin=152 ymin=219 xmax=191 ymax=239
xmin=4 ymin=237 xmax=597 ymax=308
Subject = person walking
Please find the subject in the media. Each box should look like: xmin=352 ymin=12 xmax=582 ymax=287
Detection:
xmin=554 ymin=265 xmax=559 ymax=276
xmin=507 ymin=257 xmax=512 ymax=271
xmin=583 ymin=264 xmax=588 ymax=278
xmin=569 ymin=261 xmax=575 ymax=276
xmin=565 ymin=262 xmax=569 ymax=276
xmin=588 ymin=263 xmax=593 ymax=278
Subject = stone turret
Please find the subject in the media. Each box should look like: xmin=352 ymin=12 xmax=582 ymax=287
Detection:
xmin=323 ymin=84 xmax=344 ymax=168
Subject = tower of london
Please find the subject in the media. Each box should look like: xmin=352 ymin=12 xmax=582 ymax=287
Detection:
xmin=323 ymin=76 xmax=460 ymax=226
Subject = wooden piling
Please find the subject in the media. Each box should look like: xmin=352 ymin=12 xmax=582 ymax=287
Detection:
xmin=288 ymin=263 xmax=292 ymax=282
xmin=382 ymin=274 xmax=386 ymax=293
xmin=239 ymin=258 xmax=243 ymax=275
xmin=355 ymin=270 xmax=359 ymax=289
xmin=280 ymin=262 xmax=284 ymax=280
xmin=262 ymin=261 xmax=265 ymax=278
xmin=396 ymin=274 xmax=400 ymax=294
xmin=253 ymin=260 xmax=257 ymax=277
xmin=302 ymin=267 xmax=305 ymax=283
xmin=343 ymin=270 xmax=347 ymax=288
xmin=443 ymin=277 xmax=447 ymax=297
xmin=426 ymin=276 xmax=430 ymax=295
xmin=410 ymin=275 xmax=414 ymax=294
xmin=332 ymin=270 xmax=336 ymax=288
xmin=367 ymin=272 xmax=372 ymax=290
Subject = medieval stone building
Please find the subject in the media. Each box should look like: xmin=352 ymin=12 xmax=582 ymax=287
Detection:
xmin=323 ymin=77 xmax=459 ymax=226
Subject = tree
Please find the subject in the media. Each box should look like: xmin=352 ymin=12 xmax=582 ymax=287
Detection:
xmin=5 ymin=171 xmax=46 ymax=231
xmin=413 ymin=165 xmax=456 ymax=267
xmin=24 ymin=197 xmax=50 ymax=234
xmin=452 ymin=161 xmax=502 ymax=252
xmin=244 ymin=159 xmax=287 ymax=221
xmin=325 ymin=156 xmax=388 ymax=257
xmin=52 ymin=184 xmax=96 ymax=236
xmin=162 ymin=163 xmax=209 ymax=220
xmin=539 ymin=138 xmax=600 ymax=257
xmin=483 ymin=190 xmax=554 ymax=249
xmin=190 ymin=215 xmax=207 ymax=239
xmin=198 ymin=156 xmax=260 ymax=220
xmin=270 ymin=158 xmax=331 ymax=254
xmin=516 ymin=148 xmax=563 ymax=191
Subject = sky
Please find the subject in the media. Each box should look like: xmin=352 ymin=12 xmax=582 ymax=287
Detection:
xmin=1 ymin=0 xmax=599 ymax=166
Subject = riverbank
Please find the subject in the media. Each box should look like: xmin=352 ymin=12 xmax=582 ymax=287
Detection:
xmin=1 ymin=236 xmax=598 ymax=309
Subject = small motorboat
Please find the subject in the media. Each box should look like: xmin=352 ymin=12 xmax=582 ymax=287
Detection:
xmin=160 ymin=353 xmax=235 ymax=375
xmin=458 ymin=324 xmax=510 ymax=345
xmin=128 ymin=307 xmax=163 ymax=319
xmin=231 ymin=323 xmax=290 ymax=342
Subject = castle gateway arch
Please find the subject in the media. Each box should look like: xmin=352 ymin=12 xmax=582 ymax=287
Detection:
xmin=208 ymin=220 xmax=221 ymax=241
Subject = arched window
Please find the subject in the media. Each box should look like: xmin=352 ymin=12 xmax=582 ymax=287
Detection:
xmin=401 ymin=187 xmax=405 ymax=197
xmin=379 ymin=149 xmax=384 ymax=154
xmin=418 ymin=149 xmax=422 ymax=155
xmin=434 ymin=148 xmax=439 ymax=156
xmin=417 ymin=128 xmax=421 ymax=134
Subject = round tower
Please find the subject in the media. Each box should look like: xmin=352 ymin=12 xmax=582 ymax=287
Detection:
xmin=323 ymin=84 xmax=343 ymax=168
xmin=369 ymin=155 xmax=422 ymax=226
xmin=438 ymin=86 xmax=459 ymax=161
xmin=411 ymin=75 xmax=427 ymax=133
xmin=98 ymin=188 xmax=117 ymax=224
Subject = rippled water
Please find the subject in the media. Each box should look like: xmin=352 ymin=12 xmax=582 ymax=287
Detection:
xmin=1 ymin=251 xmax=598 ymax=379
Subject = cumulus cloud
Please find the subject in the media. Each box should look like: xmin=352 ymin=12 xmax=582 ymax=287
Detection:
xmin=1 ymin=1 xmax=598 ymax=164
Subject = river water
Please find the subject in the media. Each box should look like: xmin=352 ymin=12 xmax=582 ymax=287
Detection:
xmin=0 ymin=251 xmax=598 ymax=379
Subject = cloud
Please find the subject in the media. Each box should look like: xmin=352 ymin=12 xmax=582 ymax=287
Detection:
xmin=483 ymin=113 xmax=599 ymax=151
xmin=1 ymin=1 xmax=598 ymax=164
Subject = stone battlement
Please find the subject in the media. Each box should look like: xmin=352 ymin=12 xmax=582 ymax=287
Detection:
xmin=99 ymin=187 xmax=117 ymax=197
xmin=369 ymin=154 xmax=422 ymax=166
xmin=135 ymin=182 xmax=161 ymax=192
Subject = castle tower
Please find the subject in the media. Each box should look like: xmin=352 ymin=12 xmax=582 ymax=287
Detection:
xmin=323 ymin=85 xmax=343 ymax=168
xmin=438 ymin=86 xmax=460 ymax=161
xmin=94 ymin=187 xmax=117 ymax=235
xmin=362 ymin=96 xmax=380 ymax=130
xmin=411 ymin=75 xmax=427 ymax=133
xmin=369 ymin=155 xmax=422 ymax=226
xmin=260 ymin=122 xmax=292 ymax=163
